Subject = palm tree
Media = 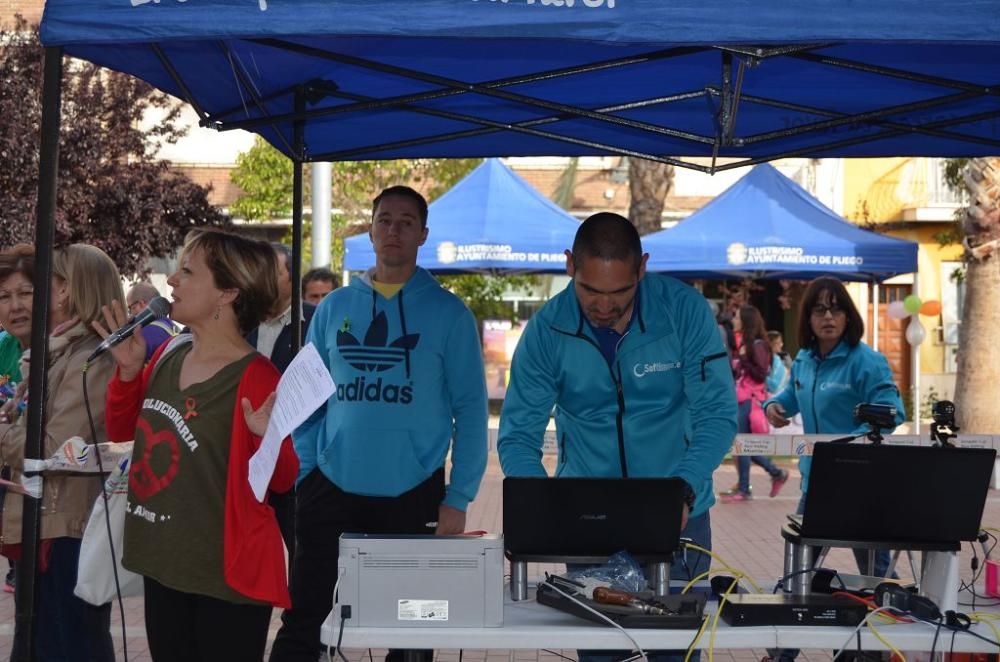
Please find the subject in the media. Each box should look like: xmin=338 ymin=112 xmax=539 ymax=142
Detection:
xmin=628 ymin=157 xmax=675 ymax=235
xmin=954 ymin=157 xmax=1000 ymax=433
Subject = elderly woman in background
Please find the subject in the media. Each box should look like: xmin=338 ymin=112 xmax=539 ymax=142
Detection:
xmin=0 ymin=244 xmax=122 ymax=662
xmin=100 ymin=229 xmax=298 ymax=662
xmin=0 ymin=244 xmax=36 ymax=595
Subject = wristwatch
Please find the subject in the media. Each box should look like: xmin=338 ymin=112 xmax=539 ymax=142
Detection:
xmin=680 ymin=480 xmax=696 ymax=510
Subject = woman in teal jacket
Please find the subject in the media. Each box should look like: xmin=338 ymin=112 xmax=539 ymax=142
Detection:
xmin=764 ymin=276 xmax=905 ymax=578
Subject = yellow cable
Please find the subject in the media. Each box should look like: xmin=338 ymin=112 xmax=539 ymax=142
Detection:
xmin=968 ymin=613 xmax=1000 ymax=643
xmin=682 ymin=611 xmax=711 ymax=662
xmin=866 ymin=617 xmax=905 ymax=662
xmin=683 ymin=543 xmax=763 ymax=592
xmin=707 ymin=575 xmax=739 ymax=662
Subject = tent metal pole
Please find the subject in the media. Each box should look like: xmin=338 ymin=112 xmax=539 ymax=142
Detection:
xmin=911 ymin=272 xmax=921 ymax=434
xmin=727 ymin=90 xmax=1000 ymax=150
xmin=290 ymin=90 xmax=304 ymax=355
xmin=789 ymin=51 xmax=1000 ymax=97
xmin=14 ymin=45 xmax=63 ymax=662
xmin=872 ymin=282 xmax=880 ymax=351
xmin=736 ymin=90 xmax=992 ymax=146
xmin=710 ymin=108 xmax=1000 ymax=172
xmin=309 ymin=89 xmax=709 ymax=166
xmin=213 ymin=41 xmax=297 ymax=157
xmin=214 ymin=44 xmax=707 ymax=124
xmin=151 ymin=43 xmax=211 ymax=121
xmin=249 ymin=39 xmax=715 ymax=146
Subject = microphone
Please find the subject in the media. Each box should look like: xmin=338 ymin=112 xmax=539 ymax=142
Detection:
xmin=88 ymin=296 xmax=171 ymax=362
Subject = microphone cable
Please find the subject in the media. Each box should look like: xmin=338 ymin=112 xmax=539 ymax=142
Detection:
xmin=81 ymin=359 xmax=129 ymax=662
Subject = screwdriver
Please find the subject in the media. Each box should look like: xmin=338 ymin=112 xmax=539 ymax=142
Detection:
xmin=592 ymin=587 xmax=670 ymax=615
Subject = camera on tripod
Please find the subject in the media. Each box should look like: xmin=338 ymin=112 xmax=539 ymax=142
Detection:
xmin=930 ymin=400 xmax=959 ymax=447
xmin=852 ymin=403 xmax=897 ymax=444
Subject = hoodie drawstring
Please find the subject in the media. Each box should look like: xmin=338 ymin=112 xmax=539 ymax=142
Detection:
xmin=370 ymin=285 xmax=412 ymax=379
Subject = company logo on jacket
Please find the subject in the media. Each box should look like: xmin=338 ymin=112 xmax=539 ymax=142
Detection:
xmin=819 ymin=381 xmax=851 ymax=392
xmin=336 ymin=311 xmax=420 ymax=404
xmin=632 ymin=360 xmax=682 ymax=378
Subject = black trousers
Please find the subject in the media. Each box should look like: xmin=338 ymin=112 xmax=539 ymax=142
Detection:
xmin=270 ymin=488 xmax=297 ymax=562
xmin=269 ymin=468 xmax=444 ymax=662
xmin=143 ymin=577 xmax=273 ymax=662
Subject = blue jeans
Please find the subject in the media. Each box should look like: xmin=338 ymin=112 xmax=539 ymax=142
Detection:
xmin=577 ymin=510 xmax=712 ymax=662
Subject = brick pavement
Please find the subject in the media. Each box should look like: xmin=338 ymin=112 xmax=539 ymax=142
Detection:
xmin=1 ymin=454 xmax=998 ymax=662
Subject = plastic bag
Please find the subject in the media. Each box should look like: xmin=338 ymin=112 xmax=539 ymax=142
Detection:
xmin=74 ymin=450 xmax=143 ymax=605
xmin=563 ymin=550 xmax=647 ymax=593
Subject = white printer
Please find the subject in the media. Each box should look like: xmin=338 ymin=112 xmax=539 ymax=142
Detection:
xmin=335 ymin=533 xmax=504 ymax=629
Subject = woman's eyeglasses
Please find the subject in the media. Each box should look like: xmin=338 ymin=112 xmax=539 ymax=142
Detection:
xmin=811 ymin=304 xmax=845 ymax=318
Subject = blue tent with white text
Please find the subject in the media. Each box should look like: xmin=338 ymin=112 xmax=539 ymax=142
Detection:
xmin=344 ymin=158 xmax=578 ymax=273
xmin=643 ymin=164 xmax=917 ymax=281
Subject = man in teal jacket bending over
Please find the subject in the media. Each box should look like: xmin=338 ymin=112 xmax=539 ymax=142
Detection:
xmin=271 ymin=186 xmax=488 ymax=662
xmin=498 ymin=213 xmax=737 ymax=662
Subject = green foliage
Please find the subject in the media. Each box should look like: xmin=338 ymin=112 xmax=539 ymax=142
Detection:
xmin=0 ymin=17 xmax=227 ymax=276
xmin=438 ymin=274 xmax=540 ymax=326
xmin=230 ymin=136 xmax=294 ymax=221
xmin=943 ymin=158 xmax=970 ymax=193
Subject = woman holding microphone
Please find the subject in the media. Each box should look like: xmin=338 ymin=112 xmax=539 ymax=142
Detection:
xmin=99 ymin=229 xmax=298 ymax=661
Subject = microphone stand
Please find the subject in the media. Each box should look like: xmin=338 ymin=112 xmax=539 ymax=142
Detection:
xmin=829 ymin=423 xmax=885 ymax=445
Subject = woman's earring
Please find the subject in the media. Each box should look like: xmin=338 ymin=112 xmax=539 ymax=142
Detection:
xmin=214 ymin=306 xmax=220 ymax=321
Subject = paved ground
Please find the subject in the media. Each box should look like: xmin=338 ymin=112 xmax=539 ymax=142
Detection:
xmin=1 ymin=454 xmax=998 ymax=662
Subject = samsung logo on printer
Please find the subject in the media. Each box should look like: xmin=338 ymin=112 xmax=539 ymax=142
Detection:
xmin=579 ymin=513 xmax=608 ymax=521
xmin=633 ymin=361 xmax=682 ymax=378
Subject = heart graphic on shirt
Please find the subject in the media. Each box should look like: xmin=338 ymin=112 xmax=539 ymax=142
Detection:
xmin=129 ymin=417 xmax=180 ymax=502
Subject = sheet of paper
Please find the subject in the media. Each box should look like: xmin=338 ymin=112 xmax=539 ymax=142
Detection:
xmin=249 ymin=342 xmax=335 ymax=501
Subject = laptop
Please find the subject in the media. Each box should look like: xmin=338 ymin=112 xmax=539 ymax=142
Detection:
xmin=800 ymin=442 xmax=995 ymax=546
xmin=503 ymin=477 xmax=686 ymax=561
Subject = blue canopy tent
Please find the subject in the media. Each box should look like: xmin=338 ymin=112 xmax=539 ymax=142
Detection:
xmin=18 ymin=1 xmax=1000 ymax=654
xmin=643 ymin=164 xmax=918 ymax=281
xmin=343 ymin=158 xmax=577 ymax=274
xmin=37 ymin=1 xmax=1000 ymax=170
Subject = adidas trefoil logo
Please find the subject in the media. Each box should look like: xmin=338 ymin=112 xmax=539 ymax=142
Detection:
xmin=336 ymin=311 xmax=420 ymax=374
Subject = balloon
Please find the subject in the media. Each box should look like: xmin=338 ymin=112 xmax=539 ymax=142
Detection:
xmin=887 ymin=300 xmax=910 ymax=320
xmin=920 ymin=300 xmax=942 ymax=316
xmin=903 ymin=294 xmax=923 ymax=315
xmin=905 ymin=317 xmax=926 ymax=346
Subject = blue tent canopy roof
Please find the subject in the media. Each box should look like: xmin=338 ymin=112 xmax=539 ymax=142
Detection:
xmin=642 ymin=164 xmax=918 ymax=282
xmin=38 ymin=0 xmax=1000 ymax=170
xmin=344 ymin=158 xmax=578 ymax=273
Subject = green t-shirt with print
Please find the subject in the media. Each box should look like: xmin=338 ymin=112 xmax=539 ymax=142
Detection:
xmin=121 ymin=344 xmax=261 ymax=604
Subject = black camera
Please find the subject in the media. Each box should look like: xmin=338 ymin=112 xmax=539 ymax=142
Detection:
xmin=930 ymin=400 xmax=959 ymax=447
xmin=853 ymin=403 xmax=897 ymax=430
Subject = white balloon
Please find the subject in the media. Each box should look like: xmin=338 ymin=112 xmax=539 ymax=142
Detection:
xmin=905 ymin=317 xmax=926 ymax=346
xmin=887 ymin=300 xmax=910 ymax=320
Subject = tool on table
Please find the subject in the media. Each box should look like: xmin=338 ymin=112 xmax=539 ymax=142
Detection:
xmin=592 ymin=587 xmax=671 ymax=615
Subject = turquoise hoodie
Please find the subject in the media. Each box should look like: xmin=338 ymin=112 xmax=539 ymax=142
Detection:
xmin=763 ymin=340 xmax=905 ymax=493
xmin=498 ymin=273 xmax=737 ymax=516
xmin=293 ymin=268 xmax=488 ymax=511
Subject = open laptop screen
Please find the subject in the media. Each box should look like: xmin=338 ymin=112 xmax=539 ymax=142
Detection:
xmin=503 ymin=477 xmax=685 ymax=560
xmin=802 ymin=443 xmax=995 ymax=545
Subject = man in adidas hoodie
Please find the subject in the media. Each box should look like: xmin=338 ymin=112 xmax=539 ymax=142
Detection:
xmin=270 ymin=186 xmax=488 ymax=662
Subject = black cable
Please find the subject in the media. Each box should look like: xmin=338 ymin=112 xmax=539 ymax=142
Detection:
xmin=541 ymin=649 xmax=576 ymax=661
xmin=81 ymin=363 xmax=128 ymax=662
xmin=929 ymin=616 xmax=943 ymax=659
xmin=334 ymin=614 xmax=348 ymax=662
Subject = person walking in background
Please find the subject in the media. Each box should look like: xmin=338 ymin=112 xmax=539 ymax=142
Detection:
xmin=0 ymin=244 xmax=123 ymax=662
xmin=764 ymin=276 xmax=905 ymax=577
xmin=765 ymin=330 xmax=791 ymax=394
xmin=101 ymin=229 xmax=298 ymax=662
xmin=720 ymin=305 xmax=789 ymax=503
xmin=125 ymin=281 xmax=178 ymax=361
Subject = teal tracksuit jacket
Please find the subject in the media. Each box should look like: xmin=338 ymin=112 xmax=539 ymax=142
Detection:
xmin=498 ymin=273 xmax=738 ymax=517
